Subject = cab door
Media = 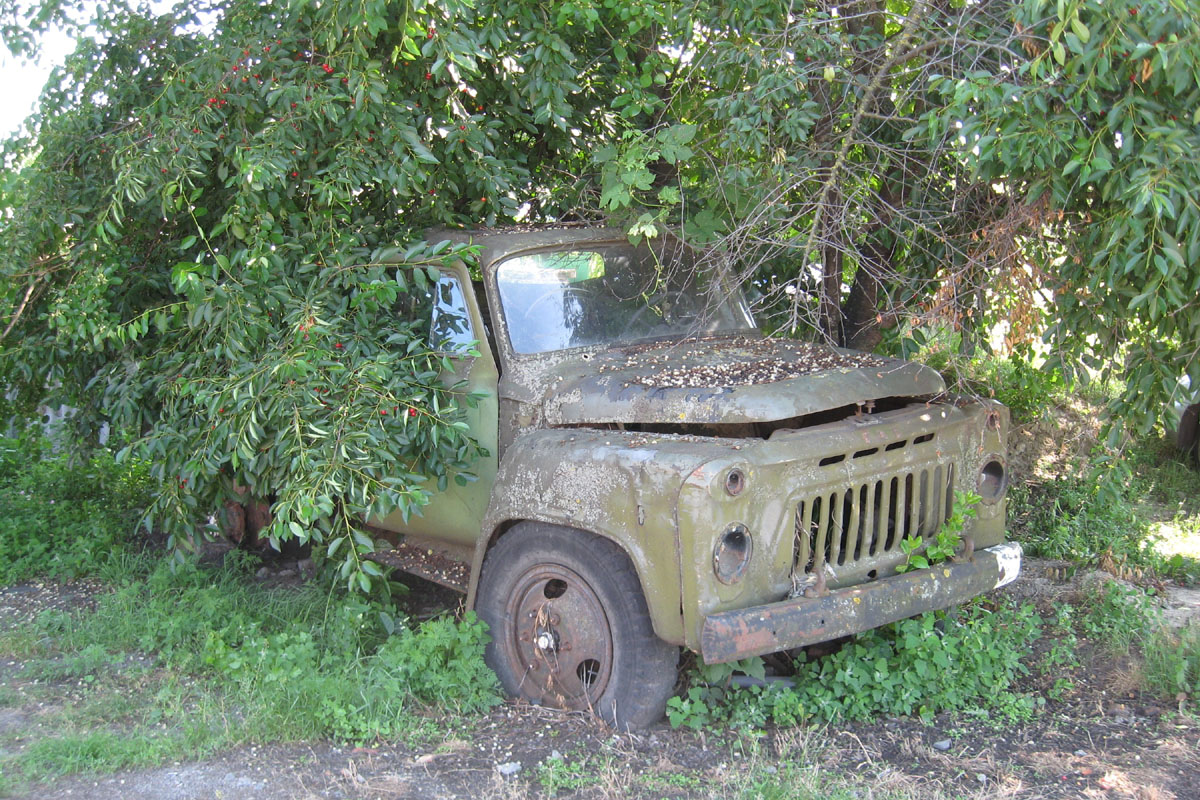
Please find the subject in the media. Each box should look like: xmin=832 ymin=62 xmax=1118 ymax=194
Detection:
xmin=372 ymin=264 xmax=499 ymax=546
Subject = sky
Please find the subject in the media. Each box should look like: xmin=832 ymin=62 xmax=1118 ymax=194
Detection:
xmin=0 ymin=29 xmax=74 ymax=136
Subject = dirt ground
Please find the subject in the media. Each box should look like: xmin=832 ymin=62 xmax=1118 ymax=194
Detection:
xmin=2 ymin=561 xmax=1198 ymax=800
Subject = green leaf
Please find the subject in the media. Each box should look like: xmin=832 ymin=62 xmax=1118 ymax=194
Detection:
xmin=1070 ymin=18 xmax=1090 ymax=44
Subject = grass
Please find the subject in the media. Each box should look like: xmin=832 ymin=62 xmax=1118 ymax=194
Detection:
xmin=0 ymin=433 xmax=500 ymax=793
xmin=0 ymin=552 xmax=500 ymax=790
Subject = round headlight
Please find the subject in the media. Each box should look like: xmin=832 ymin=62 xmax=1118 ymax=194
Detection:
xmin=714 ymin=524 xmax=753 ymax=584
xmin=978 ymin=458 xmax=1007 ymax=502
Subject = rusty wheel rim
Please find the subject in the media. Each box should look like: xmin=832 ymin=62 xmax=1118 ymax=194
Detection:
xmin=503 ymin=563 xmax=614 ymax=710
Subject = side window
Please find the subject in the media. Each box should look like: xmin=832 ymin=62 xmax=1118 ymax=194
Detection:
xmin=430 ymin=275 xmax=477 ymax=353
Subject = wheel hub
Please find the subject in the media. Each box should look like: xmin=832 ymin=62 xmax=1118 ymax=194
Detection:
xmin=504 ymin=564 xmax=614 ymax=709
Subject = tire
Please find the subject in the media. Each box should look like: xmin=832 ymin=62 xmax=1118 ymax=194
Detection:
xmin=475 ymin=522 xmax=679 ymax=730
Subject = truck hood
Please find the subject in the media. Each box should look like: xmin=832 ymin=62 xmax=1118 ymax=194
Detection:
xmin=541 ymin=336 xmax=945 ymax=426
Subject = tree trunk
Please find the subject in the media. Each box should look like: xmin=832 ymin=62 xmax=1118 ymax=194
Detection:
xmin=819 ymin=240 xmax=844 ymax=344
xmin=842 ymin=235 xmax=897 ymax=351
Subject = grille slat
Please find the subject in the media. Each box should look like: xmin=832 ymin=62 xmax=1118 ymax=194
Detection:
xmin=828 ymin=492 xmax=844 ymax=565
xmin=909 ymin=472 xmax=923 ymax=540
xmin=796 ymin=462 xmax=954 ymax=579
xmin=896 ymin=474 xmax=909 ymax=544
xmin=815 ymin=495 xmax=830 ymax=568
xmin=869 ymin=480 xmax=886 ymax=556
xmin=844 ymin=489 xmax=862 ymax=564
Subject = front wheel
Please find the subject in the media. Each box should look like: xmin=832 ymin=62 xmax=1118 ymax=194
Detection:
xmin=475 ymin=523 xmax=678 ymax=730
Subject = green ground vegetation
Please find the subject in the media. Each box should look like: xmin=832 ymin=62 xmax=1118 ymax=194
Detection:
xmin=0 ymin=433 xmax=498 ymax=792
xmin=2 ymin=348 xmax=1199 ymax=790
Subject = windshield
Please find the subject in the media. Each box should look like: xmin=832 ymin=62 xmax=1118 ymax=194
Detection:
xmin=495 ymin=244 xmax=756 ymax=354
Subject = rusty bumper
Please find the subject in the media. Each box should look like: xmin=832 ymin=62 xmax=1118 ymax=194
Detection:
xmin=699 ymin=543 xmax=1022 ymax=664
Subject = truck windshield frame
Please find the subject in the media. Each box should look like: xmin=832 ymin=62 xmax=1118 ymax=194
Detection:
xmin=494 ymin=244 xmax=756 ymax=355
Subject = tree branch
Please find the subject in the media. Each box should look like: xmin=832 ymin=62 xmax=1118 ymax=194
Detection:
xmin=788 ymin=0 xmax=930 ymax=338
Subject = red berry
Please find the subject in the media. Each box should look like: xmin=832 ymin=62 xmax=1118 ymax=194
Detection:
xmin=161 ymin=168 xmax=168 ymax=173
xmin=380 ymin=409 xmax=387 ymax=415
xmin=425 ymin=72 xmax=432 ymax=80
xmin=291 ymin=171 xmax=298 ymax=177
xmin=334 ymin=342 xmax=343 ymax=349
xmin=408 ymin=407 xmax=417 ymax=417
xmin=291 ymin=102 xmax=297 ymax=108
xmin=232 ymin=65 xmax=239 ymax=72
xmin=459 ymin=125 xmax=466 ymax=131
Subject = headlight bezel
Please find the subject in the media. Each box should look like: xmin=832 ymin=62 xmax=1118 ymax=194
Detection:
xmin=713 ymin=523 xmax=753 ymax=585
xmin=977 ymin=455 xmax=1008 ymax=503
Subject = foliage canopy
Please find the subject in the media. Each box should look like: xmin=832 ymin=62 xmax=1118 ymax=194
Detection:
xmin=2 ymin=0 xmax=1198 ymax=584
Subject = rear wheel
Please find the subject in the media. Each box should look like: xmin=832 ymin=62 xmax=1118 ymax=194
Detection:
xmin=475 ymin=522 xmax=678 ymax=730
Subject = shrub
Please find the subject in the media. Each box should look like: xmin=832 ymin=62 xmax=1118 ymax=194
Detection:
xmin=667 ymin=599 xmax=1043 ymax=729
xmin=0 ymin=435 xmax=151 ymax=582
xmin=1143 ymin=623 xmax=1200 ymax=706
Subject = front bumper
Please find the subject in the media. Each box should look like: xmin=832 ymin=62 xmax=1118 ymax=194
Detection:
xmin=699 ymin=542 xmax=1022 ymax=664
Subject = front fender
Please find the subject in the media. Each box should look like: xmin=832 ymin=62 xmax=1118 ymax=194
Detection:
xmin=469 ymin=428 xmax=737 ymax=645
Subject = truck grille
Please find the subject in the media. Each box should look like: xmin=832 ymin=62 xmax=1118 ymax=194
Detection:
xmin=795 ymin=463 xmax=954 ymax=576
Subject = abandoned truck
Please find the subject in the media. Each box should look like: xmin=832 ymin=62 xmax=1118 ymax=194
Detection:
xmin=366 ymin=226 xmax=1021 ymax=729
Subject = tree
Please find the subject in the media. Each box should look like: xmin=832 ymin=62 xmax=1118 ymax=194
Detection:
xmin=2 ymin=0 xmax=1198 ymax=588
xmin=945 ymin=0 xmax=1200 ymax=438
xmin=592 ymin=0 xmax=1200 ymax=438
xmin=0 ymin=0 xmax=696 ymax=586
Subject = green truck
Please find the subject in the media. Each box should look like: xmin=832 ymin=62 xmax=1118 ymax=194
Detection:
xmin=368 ymin=225 xmax=1021 ymax=729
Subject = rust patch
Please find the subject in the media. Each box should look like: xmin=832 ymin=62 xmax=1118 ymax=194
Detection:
xmin=699 ymin=545 xmax=1014 ymax=663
